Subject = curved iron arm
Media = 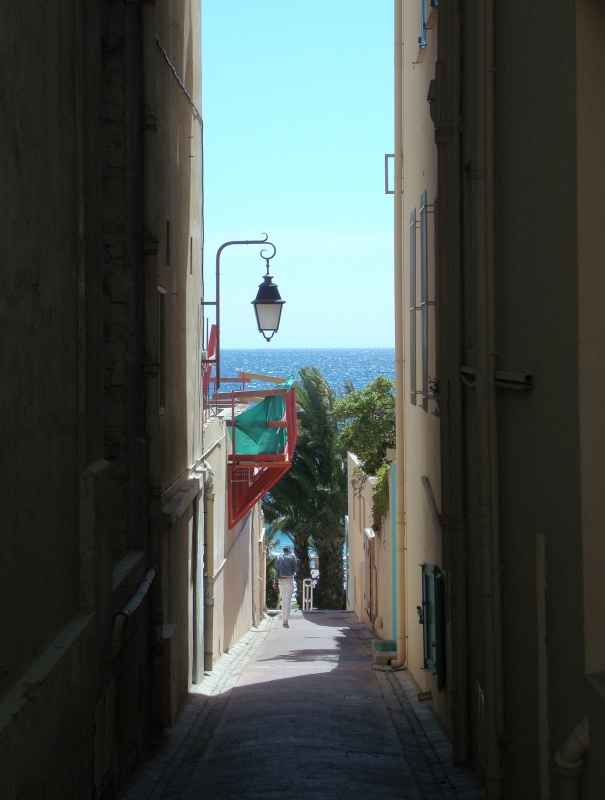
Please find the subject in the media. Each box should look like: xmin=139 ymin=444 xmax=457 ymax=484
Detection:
xmin=260 ymin=241 xmax=277 ymax=269
xmin=206 ymin=235 xmax=276 ymax=391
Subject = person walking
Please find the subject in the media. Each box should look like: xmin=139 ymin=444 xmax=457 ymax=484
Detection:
xmin=273 ymin=545 xmax=299 ymax=628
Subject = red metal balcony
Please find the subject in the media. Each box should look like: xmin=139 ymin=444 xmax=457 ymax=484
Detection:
xmin=212 ymin=380 xmax=297 ymax=529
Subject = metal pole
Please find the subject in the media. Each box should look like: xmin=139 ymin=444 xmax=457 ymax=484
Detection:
xmin=207 ymin=234 xmax=275 ymax=391
xmin=302 ymin=578 xmax=313 ymax=611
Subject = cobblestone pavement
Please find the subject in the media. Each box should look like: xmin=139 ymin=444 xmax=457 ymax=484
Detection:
xmin=119 ymin=611 xmax=480 ymax=800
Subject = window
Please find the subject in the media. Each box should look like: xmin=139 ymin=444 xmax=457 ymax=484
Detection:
xmin=409 ymin=207 xmax=418 ymax=405
xmin=409 ymin=192 xmax=437 ymax=412
xmin=419 ymin=562 xmax=445 ymax=690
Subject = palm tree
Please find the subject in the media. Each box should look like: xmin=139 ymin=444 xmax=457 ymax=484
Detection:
xmin=263 ymin=516 xmax=286 ymax=609
xmin=263 ymin=366 xmax=347 ymax=610
xmin=263 ymin=469 xmax=314 ymax=607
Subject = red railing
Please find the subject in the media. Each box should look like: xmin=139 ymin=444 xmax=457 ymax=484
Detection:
xmin=222 ymin=384 xmax=297 ymax=528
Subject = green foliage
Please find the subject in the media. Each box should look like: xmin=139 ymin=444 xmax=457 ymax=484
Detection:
xmin=372 ymin=462 xmax=391 ymax=530
xmin=334 ymin=375 xmax=396 ymax=531
xmin=265 ymin=563 xmax=279 ymax=609
xmin=262 ymin=366 xmax=347 ymax=609
xmin=334 ymin=376 xmax=396 ymax=476
xmin=350 ymin=465 xmax=366 ymax=499
xmin=264 ymin=517 xmax=285 ymax=610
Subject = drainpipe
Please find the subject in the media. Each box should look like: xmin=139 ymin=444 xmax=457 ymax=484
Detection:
xmin=474 ymin=0 xmax=504 ymax=795
xmin=391 ymin=0 xmax=407 ymax=669
xmin=111 ymin=567 xmax=159 ymax=659
xmin=260 ymin=528 xmax=266 ymax=619
xmin=203 ymin=472 xmax=216 ymax=671
xmin=555 ymin=718 xmax=589 ymax=800
xmin=191 ymin=492 xmax=201 ymax=683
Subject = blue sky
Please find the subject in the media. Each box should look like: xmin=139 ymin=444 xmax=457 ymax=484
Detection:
xmin=202 ymin=1 xmax=394 ymax=348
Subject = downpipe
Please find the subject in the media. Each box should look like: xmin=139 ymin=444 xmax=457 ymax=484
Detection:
xmin=111 ymin=567 xmax=159 ymax=659
xmin=203 ymin=472 xmax=215 ymax=671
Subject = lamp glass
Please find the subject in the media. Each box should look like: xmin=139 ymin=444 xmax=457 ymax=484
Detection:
xmin=254 ymin=301 xmax=283 ymax=334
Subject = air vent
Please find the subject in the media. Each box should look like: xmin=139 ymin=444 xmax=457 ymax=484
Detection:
xmin=347 ymin=752 xmax=403 ymax=762
xmin=345 ymin=695 xmax=382 ymax=700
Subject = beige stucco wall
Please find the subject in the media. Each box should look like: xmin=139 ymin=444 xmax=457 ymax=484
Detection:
xmin=156 ymin=0 xmax=203 ymax=485
xmin=152 ymin=0 xmax=204 ymax=727
xmin=346 ymin=453 xmax=394 ymax=640
xmin=203 ymin=414 xmax=263 ymax=668
xmin=376 ymin=484 xmax=394 ymax=642
xmin=399 ymin=2 xmax=446 ymax=724
xmin=346 ymin=454 xmax=370 ymax=625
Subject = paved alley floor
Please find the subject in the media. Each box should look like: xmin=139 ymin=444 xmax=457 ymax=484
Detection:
xmin=119 ymin=611 xmax=480 ymax=800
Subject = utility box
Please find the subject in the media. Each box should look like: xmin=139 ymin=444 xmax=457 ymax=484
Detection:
xmin=372 ymin=639 xmax=397 ymax=666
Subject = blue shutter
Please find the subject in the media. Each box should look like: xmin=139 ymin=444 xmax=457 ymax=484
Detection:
xmin=420 ymin=563 xmax=446 ymax=691
xmin=419 ymin=0 xmax=427 ymax=49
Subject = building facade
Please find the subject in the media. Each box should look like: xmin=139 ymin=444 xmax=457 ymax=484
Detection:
xmin=392 ymin=0 xmax=449 ymax=729
xmin=394 ymin=1 xmax=605 ymax=797
xmin=346 ymin=453 xmax=395 ymax=641
xmin=0 ymin=1 xmax=207 ymax=796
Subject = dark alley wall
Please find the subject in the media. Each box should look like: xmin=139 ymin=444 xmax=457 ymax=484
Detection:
xmin=0 ymin=2 xmax=203 ymax=798
xmin=431 ymin=0 xmax=605 ymax=796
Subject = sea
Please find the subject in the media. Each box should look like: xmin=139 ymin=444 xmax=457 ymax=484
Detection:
xmin=221 ymin=347 xmax=395 ymax=555
xmin=220 ymin=347 xmax=395 ymax=394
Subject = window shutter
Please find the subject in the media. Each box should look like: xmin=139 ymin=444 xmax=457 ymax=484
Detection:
xmin=420 ymin=563 xmax=446 ymax=691
xmin=420 ymin=191 xmax=429 ymax=411
xmin=419 ymin=0 xmax=427 ymax=49
xmin=409 ymin=208 xmax=417 ymax=405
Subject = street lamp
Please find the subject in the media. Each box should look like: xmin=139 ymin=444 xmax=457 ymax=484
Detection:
xmin=204 ymin=234 xmax=285 ymax=391
xmin=251 ymin=243 xmax=285 ymax=342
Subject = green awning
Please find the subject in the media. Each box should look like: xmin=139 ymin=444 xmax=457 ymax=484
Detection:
xmin=229 ymin=376 xmax=295 ymax=455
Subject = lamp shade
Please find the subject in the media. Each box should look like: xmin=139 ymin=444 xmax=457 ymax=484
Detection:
xmin=252 ymin=274 xmax=285 ymax=341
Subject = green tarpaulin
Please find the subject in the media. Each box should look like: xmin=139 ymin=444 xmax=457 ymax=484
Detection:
xmin=229 ymin=376 xmax=295 ymax=455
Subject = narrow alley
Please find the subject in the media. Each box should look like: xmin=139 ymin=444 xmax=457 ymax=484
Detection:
xmin=119 ymin=612 xmax=479 ymax=800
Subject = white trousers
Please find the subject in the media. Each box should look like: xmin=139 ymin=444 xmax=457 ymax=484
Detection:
xmin=279 ymin=577 xmax=295 ymax=622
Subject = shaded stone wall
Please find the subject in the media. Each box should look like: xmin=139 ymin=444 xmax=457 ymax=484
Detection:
xmin=101 ymin=1 xmax=148 ymax=564
xmin=0 ymin=1 xmax=203 ymax=797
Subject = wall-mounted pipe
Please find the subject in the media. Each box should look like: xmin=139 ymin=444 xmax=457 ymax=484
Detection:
xmin=555 ymin=718 xmax=589 ymax=800
xmin=391 ymin=0 xmax=407 ymax=670
xmin=111 ymin=567 xmax=159 ymax=659
xmin=203 ymin=471 xmax=216 ymax=672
